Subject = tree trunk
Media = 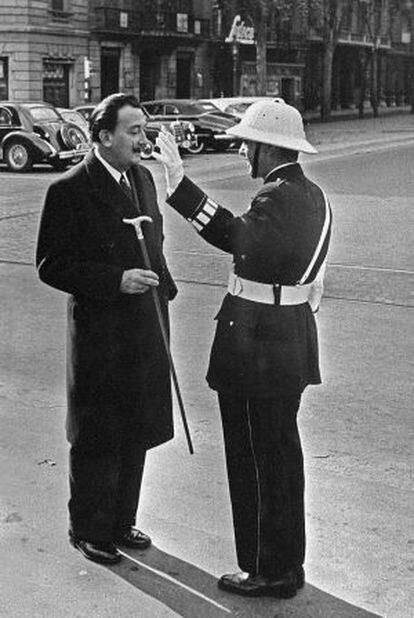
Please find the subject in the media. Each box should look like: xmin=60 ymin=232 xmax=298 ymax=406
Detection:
xmin=256 ymin=8 xmax=268 ymax=95
xmin=358 ymin=50 xmax=368 ymax=119
xmin=321 ymin=42 xmax=334 ymax=122
xmin=370 ymin=49 xmax=379 ymax=118
xmin=411 ymin=44 xmax=414 ymax=114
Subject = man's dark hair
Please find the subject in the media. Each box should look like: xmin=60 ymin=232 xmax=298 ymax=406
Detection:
xmin=90 ymin=93 xmax=141 ymax=143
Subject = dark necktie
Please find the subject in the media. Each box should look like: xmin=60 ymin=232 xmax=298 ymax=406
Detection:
xmin=119 ymin=174 xmax=134 ymax=203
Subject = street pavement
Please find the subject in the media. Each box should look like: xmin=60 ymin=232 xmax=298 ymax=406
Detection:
xmin=0 ymin=112 xmax=413 ymax=617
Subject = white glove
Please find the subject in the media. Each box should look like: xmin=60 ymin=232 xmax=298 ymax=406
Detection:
xmin=153 ymin=127 xmax=184 ymax=195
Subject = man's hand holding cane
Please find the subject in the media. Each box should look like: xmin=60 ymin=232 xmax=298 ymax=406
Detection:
xmin=120 ymin=268 xmax=159 ymax=294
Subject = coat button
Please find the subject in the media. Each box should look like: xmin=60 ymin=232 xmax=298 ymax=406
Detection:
xmin=229 ymin=321 xmax=234 ymax=326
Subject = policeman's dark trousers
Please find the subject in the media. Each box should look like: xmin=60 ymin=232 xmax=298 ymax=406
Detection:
xmin=218 ymin=392 xmax=305 ymax=579
xmin=68 ymin=435 xmax=146 ymax=544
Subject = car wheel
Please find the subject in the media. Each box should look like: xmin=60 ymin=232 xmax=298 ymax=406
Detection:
xmin=60 ymin=123 xmax=89 ymax=149
xmin=186 ymin=140 xmax=205 ymax=155
xmin=5 ymin=141 xmax=33 ymax=172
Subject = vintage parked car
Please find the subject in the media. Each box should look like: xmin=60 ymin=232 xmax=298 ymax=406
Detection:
xmin=74 ymin=104 xmax=198 ymax=159
xmin=57 ymin=107 xmax=90 ymax=136
xmin=140 ymin=99 xmax=240 ymax=154
xmin=198 ymin=97 xmax=285 ymax=119
xmin=0 ymin=101 xmax=90 ymax=172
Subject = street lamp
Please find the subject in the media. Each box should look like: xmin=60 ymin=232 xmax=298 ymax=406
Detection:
xmin=231 ymin=36 xmax=240 ymax=96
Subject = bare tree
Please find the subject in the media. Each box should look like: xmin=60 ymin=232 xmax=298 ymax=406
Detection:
xmin=240 ymin=0 xmax=307 ymax=95
xmin=356 ymin=0 xmax=387 ymax=118
xmin=312 ymin=1 xmax=347 ymax=121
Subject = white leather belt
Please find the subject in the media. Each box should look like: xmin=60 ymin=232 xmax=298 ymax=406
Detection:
xmin=227 ymin=272 xmax=312 ymax=306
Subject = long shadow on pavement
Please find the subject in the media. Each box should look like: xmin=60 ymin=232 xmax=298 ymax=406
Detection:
xmin=109 ymin=545 xmax=382 ymax=617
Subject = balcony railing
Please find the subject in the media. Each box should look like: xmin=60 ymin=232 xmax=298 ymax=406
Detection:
xmin=94 ymin=7 xmax=210 ymax=37
xmin=267 ymin=29 xmax=307 ymax=49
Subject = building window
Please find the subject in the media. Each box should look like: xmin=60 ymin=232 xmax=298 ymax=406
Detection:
xmin=177 ymin=13 xmax=189 ymax=33
xmin=43 ymin=60 xmax=70 ymax=107
xmin=0 ymin=58 xmax=8 ymax=100
xmin=50 ymin=0 xmax=70 ymax=19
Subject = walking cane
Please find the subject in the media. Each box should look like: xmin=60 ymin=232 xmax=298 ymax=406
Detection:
xmin=123 ymin=214 xmax=194 ymax=455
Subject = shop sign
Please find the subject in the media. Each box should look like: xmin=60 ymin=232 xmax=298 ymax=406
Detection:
xmin=177 ymin=13 xmax=189 ymax=33
xmin=225 ymin=15 xmax=255 ymax=45
xmin=120 ymin=11 xmax=128 ymax=28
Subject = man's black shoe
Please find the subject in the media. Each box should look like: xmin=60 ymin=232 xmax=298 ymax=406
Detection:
xmin=115 ymin=527 xmax=152 ymax=550
xmin=218 ymin=571 xmax=298 ymax=598
xmin=70 ymin=535 xmax=121 ymax=565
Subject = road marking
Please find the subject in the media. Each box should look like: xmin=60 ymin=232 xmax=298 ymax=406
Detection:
xmin=1 ymin=255 xmax=412 ymax=277
xmin=330 ymin=263 xmax=414 ymax=275
xmin=119 ymin=550 xmax=232 ymax=614
xmin=0 ymin=211 xmax=39 ymax=222
xmin=169 ymin=250 xmax=414 ymax=276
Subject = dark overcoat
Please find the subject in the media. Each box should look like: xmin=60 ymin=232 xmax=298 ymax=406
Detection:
xmin=36 ymin=151 xmax=177 ymax=450
xmin=167 ymin=163 xmax=331 ymax=397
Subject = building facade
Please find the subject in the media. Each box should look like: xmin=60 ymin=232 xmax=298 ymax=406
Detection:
xmin=0 ymin=0 xmax=412 ymax=111
xmin=0 ymin=0 xmax=89 ymax=106
xmin=88 ymin=0 xmax=212 ymax=103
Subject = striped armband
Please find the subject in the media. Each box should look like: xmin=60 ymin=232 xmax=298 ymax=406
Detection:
xmin=189 ymin=196 xmax=219 ymax=232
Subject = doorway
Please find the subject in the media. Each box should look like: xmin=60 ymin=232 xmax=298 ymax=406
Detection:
xmin=176 ymin=53 xmax=192 ymax=98
xmin=281 ymin=77 xmax=295 ymax=104
xmin=101 ymin=48 xmax=120 ymax=98
xmin=43 ymin=61 xmax=70 ymax=107
xmin=140 ymin=51 xmax=158 ymax=101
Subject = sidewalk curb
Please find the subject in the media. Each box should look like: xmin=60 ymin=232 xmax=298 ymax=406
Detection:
xmin=307 ymin=135 xmax=414 ymax=160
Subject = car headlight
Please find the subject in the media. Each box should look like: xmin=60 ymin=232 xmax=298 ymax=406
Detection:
xmin=188 ymin=122 xmax=195 ymax=132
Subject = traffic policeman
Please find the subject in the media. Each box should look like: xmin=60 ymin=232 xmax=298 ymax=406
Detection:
xmin=155 ymin=100 xmax=332 ymax=598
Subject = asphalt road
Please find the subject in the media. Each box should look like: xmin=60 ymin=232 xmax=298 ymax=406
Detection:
xmin=1 ymin=143 xmax=413 ymax=307
xmin=0 ymin=144 xmax=413 ymax=618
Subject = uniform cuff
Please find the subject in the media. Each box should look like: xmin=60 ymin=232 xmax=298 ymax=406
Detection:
xmin=166 ymin=176 xmax=206 ymax=220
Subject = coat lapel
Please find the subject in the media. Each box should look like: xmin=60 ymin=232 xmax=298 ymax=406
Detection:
xmin=84 ymin=151 xmax=138 ymax=218
xmin=127 ymin=164 xmax=156 ymax=217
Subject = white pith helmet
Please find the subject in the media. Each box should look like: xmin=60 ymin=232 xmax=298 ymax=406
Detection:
xmin=226 ymin=99 xmax=317 ymax=154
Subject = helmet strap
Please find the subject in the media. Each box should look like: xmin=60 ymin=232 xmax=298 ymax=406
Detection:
xmin=251 ymin=142 xmax=261 ymax=178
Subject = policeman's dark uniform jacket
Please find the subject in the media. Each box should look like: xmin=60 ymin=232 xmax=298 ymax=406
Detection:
xmin=36 ymin=150 xmax=177 ymax=544
xmin=166 ymin=161 xmax=331 ymax=580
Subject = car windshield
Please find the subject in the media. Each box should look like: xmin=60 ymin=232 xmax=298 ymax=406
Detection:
xmin=225 ymin=102 xmax=252 ymax=114
xmin=61 ymin=111 xmax=79 ymax=123
xmin=197 ymin=102 xmax=221 ymax=112
xmin=169 ymin=102 xmax=211 ymax=115
xmin=25 ymin=105 xmax=61 ymax=122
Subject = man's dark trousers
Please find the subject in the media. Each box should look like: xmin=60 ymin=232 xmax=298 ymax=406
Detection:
xmin=218 ymin=392 xmax=305 ymax=579
xmin=69 ymin=429 xmax=146 ymax=544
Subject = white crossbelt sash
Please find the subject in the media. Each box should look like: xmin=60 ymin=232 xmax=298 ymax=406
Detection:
xmin=297 ymin=189 xmax=331 ymax=285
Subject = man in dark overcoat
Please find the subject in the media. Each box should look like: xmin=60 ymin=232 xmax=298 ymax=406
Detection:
xmin=36 ymin=94 xmax=177 ymax=565
xmin=154 ymin=100 xmax=332 ymax=598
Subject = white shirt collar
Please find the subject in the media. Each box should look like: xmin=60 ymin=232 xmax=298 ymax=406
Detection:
xmin=264 ymin=161 xmax=297 ymax=182
xmin=94 ymin=146 xmax=130 ymax=186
